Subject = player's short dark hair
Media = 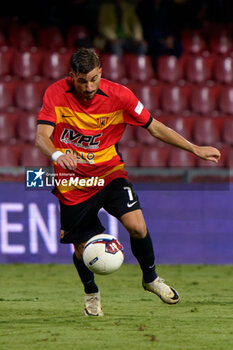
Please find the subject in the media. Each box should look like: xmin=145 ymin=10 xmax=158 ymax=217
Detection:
xmin=70 ymin=48 xmax=100 ymax=74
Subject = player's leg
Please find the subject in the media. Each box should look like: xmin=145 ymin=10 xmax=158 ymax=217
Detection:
xmin=103 ymin=178 xmax=179 ymax=305
xmin=73 ymin=242 xmax=103 ymax=316
xmin=59 ymin=199 xmax=105 ymax=316
xmin=120 ymin=209 xmax=157 ymax=283
xmin=120 ymin=210 xmax=180 ymax=304
xmin=73 ymin=242 xmax=99 ymax=294
xmin=103 ymin=179 xmax=158 ymax=284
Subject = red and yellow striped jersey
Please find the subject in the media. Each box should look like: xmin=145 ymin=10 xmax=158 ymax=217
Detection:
xmin=37 ymin=77 xmax=153 ymax=205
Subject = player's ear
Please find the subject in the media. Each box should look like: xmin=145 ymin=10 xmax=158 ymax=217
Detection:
xmin=69 ymin=70 xmax=76 ymax=81
xmin=99 ymin=67 xmax=102 ymax=77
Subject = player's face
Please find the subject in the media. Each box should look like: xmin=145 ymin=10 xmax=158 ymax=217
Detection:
xmin=71 ymin=67 xmax=102 ymax=101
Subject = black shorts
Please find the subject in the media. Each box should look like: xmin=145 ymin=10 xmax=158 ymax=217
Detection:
xmin=59 ymin=178 xmax=141 ymax=244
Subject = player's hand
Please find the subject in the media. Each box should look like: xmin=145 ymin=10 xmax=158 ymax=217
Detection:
xmin=192 ymin=145 xmax=221 ymax=163
xmin=56 ymin=154 xmax=77 ymax=170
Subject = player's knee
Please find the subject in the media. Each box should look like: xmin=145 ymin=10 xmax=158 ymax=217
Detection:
xmin=73 ymin=242 xmax=86 ymax=260
xmin=127 ymin=223 xmax=147 ymax=239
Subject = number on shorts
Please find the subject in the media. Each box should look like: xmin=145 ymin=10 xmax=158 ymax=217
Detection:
xmin=123 ymin=186 xmax=134 ymax=201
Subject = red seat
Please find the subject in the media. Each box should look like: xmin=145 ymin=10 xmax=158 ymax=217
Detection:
xmin=165 ymin=117 xmax=193 ymax=141
xmin=12 ymin=48 xmax=42 ymax=79
xmin=15 ymin=82 xmax=42 ymax=111
xmin=161 ymin=85 xmax=189 ymax=114
xmin=222 ymin=118 xmax=233 ymax=145
xmin=20 ymin=144 xmax=50 ymax=166
xmin=186 ymin=55 xmax=213 ymax=84
xmin=202 ymin=22 xmax=228 ymax=39
xmin=181 ymin=30 xmax=208 ymax=54
xmin=190 ymin=85 xmax=217 ymax=115
xmin=0 ymin=81 xmax=15 ymax=110
xmin=0 ymin=144 xmax=20 ymax=166
xmin=118 ymin=145 xmax=139 ymax=166
xmin=41 ymin=50 xmax=70 ymax=80
xmin=0 ymin=112 xmax=18 ymax=142
xmin=139 ymin=146 xmax=169 ymax=167
xmin=0 ymin=47 xmax=13 ymax=76
xmin=38 ymin=26 xmax=65 ymax=49
xmin=0 ymin=31 xmax=6 ymax=46
xmin=193 ymin=117 xmax=222 ymax=146
xmin=226 ymin=147 xmax=233 ymax=168
xmin=156 ymin=55 xmax=183 ymax=83
xmin=210 ymin=35 xmax=233 ymax=55
xmin=101 ymin=54 xmax=126 ymax=83
xmin=169 ymin=148 xmax=196 ymax=167
xmin=219 ymin=86 xmax=233 ymax=115
xmin=8 ymin=25 xmax=35 ymax=48
xmin=119 ymin=125 xmax=136 ymax=145
xmin=133 ymin=85 xmax=161 ymax=114
xmin=126 ymin=54 xmax=155 ymax=83
xmin=214 ymin=56 xmax=233 ymax=84
xmin=18 ymin=112 xmax=37 ymax=142
xmin=67 ymin=26 xmax=90 ymax=47
xmin=36 ymin=78 xmax=52 ymax=96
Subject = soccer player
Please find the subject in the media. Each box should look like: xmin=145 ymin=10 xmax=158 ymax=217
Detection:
xmin=36 ymin=48 xmax=220 ymax=316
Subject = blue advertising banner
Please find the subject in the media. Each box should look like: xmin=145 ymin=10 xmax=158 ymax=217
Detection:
xmin=0 ymin=182 xmax=232 ymax=264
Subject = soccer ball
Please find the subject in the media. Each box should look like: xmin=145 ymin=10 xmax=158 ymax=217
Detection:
xmin=83 ymin=234 xmax=124 ymax=275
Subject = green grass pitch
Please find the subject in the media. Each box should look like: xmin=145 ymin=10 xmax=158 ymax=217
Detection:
xmin=0 ymin=264 xmax=232 ymax=350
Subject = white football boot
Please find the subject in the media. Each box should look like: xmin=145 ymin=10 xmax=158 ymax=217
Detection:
xmin=84 ymin=292 xmax=104 ymax=316
xmin=143 ymin=276 xmax=180 ymax=304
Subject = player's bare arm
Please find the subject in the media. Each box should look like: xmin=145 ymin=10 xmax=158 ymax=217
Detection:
xmin=147 ymin=119 xmax=221 ymax=163
xmin=35 ymin=124 xmax=77 ymax=170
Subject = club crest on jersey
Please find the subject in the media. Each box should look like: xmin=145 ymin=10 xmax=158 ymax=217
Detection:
xmin=97 ymin=117 xmax=108 ymax=127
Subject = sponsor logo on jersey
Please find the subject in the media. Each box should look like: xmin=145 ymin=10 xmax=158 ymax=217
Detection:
xmin=60 ymin=129 xmax=102 ymax=149
xmin=127 ymin=201 xmax=137 ymax=208
xmin=134 ymin=101 xmax=143 ymax=115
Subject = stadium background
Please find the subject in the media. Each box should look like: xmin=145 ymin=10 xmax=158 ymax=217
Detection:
xmin=0 ymin=0 xmax=233 ymax=265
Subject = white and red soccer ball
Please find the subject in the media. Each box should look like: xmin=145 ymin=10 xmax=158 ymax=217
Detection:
xmin=83 ymin=234 xmax=124 ymax=275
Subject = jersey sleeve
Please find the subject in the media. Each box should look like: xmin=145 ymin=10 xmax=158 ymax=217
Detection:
xmin=120 ymin=85 xmax=153 ymax=128
xmin=37 ymin=86 xmax=57 ymax=126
